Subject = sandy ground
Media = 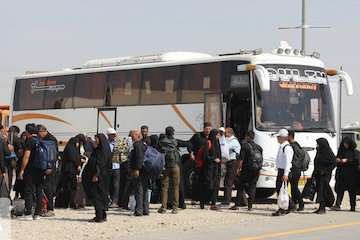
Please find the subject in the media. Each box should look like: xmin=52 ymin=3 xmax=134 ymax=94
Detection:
xmin=10 ymin=194 xmax=358 ymax=240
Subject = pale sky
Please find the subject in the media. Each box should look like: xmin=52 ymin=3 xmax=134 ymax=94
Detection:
xmin=0 ymin=0 xmax=359 ymax=125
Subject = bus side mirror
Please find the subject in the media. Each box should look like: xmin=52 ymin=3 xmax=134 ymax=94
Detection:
xmin=338 ymin=70 xmax=354 ymax=96
xmin=254 ymin=65 xmax=270 ymax=91
xmin=237 ymin=64 xmax=270 ymax=91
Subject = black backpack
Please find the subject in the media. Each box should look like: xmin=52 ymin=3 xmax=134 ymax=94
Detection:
xmin=159 ymin=138 xmax=180 ymax=168
xmin=248 ymin=142 xmax=263 ymax=170
xmin=284 ymin=142 xmax=310 ymax=172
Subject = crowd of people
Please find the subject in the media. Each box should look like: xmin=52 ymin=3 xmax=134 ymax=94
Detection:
xmin=0 ymin=122 xmax=359 ymax=223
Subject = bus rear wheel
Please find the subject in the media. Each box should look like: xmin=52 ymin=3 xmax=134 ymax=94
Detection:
xmin=255 ymin=188 xmax=276 ymax=200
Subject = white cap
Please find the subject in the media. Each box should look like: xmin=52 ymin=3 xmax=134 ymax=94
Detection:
xmin=274 ymin=129 xmax=289 ymax=137
xmin=106 ymin=128 xmax=117 ymax=135
xmin=218 ymin=127 xmax=225 ymax=132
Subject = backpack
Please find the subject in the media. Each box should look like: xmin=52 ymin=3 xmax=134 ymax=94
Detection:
xmin=143 ymin=145 xmax=165 ymax=177
xmin=302 ymin=151 xmax=311 ymax=171
xmin=284 ymin=143 xmax=310 ymax=172
xmin=33 ymin=137 xmax=58 ymax=171
xmin=160 ymin=138 xmax=180 ymax=168
xmin=248 ymin=142 xmax=263 ymax=170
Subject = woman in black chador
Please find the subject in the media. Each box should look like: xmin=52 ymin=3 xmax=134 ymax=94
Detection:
xmin=333 ymin=137 xmax=360 ymax=211
xmin=313 ymin=138 xmax=336 ymax=214
xmin=83 ymin=134 xmax=111 ymax=222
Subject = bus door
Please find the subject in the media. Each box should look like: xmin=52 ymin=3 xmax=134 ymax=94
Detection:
xmin=204 ymin=93 xmax=224 ymax=128
xmin=97 ymin=108 xmax=117 ymax=134
xmin=226 ymin=90 xmax=251 ymax=139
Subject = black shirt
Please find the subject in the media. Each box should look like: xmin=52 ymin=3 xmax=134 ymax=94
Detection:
xmin=24 ymin=136 xmax=37 ymax=173
xmin=240 ymin=141 xmax=263 ymax=170
xmin=130 ymin=140 xmax=147 ymax=170
xmin=141 ymin=136 xmax=151 ymax=146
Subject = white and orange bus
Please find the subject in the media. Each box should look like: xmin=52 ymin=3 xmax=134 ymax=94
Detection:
xmin=10 ymin=41 xmax=353 ymax=197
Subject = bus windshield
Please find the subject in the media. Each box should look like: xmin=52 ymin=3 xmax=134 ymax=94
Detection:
xmin=254 ymin=64 xmax=335 ymax=132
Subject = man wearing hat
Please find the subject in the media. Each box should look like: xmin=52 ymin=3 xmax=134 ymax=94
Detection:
xmin=272 ymin=129 xmax=294 ymax=216
xmin=107 ymin=128 xmax=121 ymax=208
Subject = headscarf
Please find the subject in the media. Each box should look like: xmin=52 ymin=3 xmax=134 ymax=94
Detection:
xmin=208 ymin=129 xmax=221 ymax=160
xmin=84 ymin=134 xmax=111 ymax=177
xmin=95 ymin=133 xmax=112 ymax=172
xmin=337 ymin=136 xmax=357 ymax=159
xmin=314 ymin=138 xmax=336 ymax=172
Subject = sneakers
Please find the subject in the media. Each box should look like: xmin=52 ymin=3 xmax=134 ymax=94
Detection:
xmin=331 ymin=205 xmax=341 ymax=211
xmin=88 ymin=217 xmax=106 ymax=223
xmin=109 ymin=203 xmax=119 ymax=208
xmin=272 ymin=209 xmax=287 ymax=216
xmin=229 ymin=205 xmax=239 ymax=211
xmin=17 ymin=214 xmax=33 ymax=221
xmin=210 ymin=205 xmax=219 ymax=211
xmin=41 ymin=211 xmax=55 ymax=218
xmin=297 ymin=204 xmax=305 ymax=212
xmin=171 ymin=208 xmax=179 ymax=214
xmin=314 ymin=208 xmax=326 ymax=214
xmin=158 ymin=208 xmax=167 ymax=214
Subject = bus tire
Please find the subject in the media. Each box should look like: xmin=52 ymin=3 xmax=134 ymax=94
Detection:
xmin=255 ymin=188 xmax=276 ymax=200
xmin=181 ymin=154 xmax=195 ymax=198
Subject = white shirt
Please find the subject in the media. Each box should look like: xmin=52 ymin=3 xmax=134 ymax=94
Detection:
xmin=275 ymin=141 xmax=293 ymax=176
xmin=219 ymin=135 xmax=230 ymax=161
xmin=226 ymin=135 xmax=241 ymax=160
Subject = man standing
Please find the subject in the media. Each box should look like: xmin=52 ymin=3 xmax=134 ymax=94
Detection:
xmin=141 ymin=125 xmax=151 ymax=145
xmin=230 ymin=131 xmax=262 ymax=211
xmin=129 ymin=130 xmax=149 ymax=216
xmin=18 ymin=125 xmax=44 ymax=220
xmin=189 ymin=122 xmax=212 ymax=203
xmin=288 ymin=130 xmax=305 ymax=211
xmin=272 ymin=129 xmax=294 ymax=216
xmin=158 ymin=126 xmax=192 ymax=214
xmin=222 ymin=128 xmax=241 ymax=206
xmin=37 ymin=125 xmax=58 ymax=217
xmin=107 ymin=128 xmax=121 ymax=208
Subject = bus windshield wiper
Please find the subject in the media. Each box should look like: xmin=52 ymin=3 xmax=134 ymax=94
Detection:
xmin=303 ymin=127 xmax=336 ymax=134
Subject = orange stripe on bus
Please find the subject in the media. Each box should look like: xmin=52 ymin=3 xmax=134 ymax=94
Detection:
xmin=12 ymin=113 xmax=71 ymax=126
xmin=171 ymin=104 xmax=196 ymax=133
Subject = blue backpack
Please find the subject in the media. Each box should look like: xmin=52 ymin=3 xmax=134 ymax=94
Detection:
xmin=143 ymin=146 xmax=165 ymax=177
xmin=33 ymin=137 xmax=58 ymax=171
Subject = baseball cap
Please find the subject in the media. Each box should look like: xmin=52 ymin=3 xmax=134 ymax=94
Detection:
xmin=274 ymin=129 xmax=289 ymax=137
xmin=218 ymin=127 xmax=225 ymax=132
xmin=106 ymin=128 xmax=117 ymax=135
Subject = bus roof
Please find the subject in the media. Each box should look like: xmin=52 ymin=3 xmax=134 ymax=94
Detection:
xmin=15 ymin=50 xmax=325 ymax=80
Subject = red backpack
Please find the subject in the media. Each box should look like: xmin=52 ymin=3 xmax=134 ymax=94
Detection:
xmin=195 ymin=140 xmax=212 ymax=169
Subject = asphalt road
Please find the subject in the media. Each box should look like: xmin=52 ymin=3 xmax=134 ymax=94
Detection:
xmin=11 ymin=195 xmax=360 ymax=240
xmin=118 ymin=206 xmax=360 ymax=240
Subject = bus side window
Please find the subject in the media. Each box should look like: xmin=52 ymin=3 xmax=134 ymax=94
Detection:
xmin=13 ymin=78 xmax=46 ymax=110
xmin=181 ymin=63 xmax=221 ymax=103
xmin=108 ymin=70 xmax=141 ymax=106
xmin=140 ymin=66 xmax=180 ymax=105
xmin=73 ymin=73 xmax=107 ymax=108
xmin=44 ymin=75 xmax=75 ymax=109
